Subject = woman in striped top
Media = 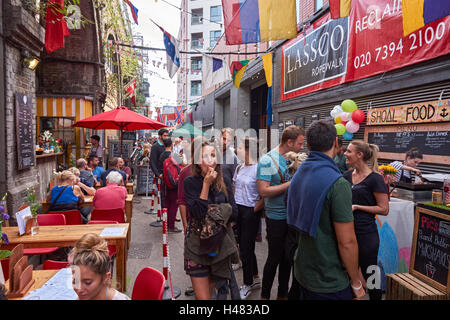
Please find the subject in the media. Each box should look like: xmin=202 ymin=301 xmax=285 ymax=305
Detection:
xmin=389 ymin=147 xmax=423 ymax=183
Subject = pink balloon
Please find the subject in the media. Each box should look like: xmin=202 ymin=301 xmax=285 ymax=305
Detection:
xmin=340 ymin=112 xmax=350 ymax=122
xmin=351 ymin=109 xmax=365 ymax=123
xmin=346 ymin=120 xmax=360 ymax=133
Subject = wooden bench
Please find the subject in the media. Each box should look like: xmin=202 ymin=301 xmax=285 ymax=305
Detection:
xmin=386 ymin=273 xmax=449 ymax=300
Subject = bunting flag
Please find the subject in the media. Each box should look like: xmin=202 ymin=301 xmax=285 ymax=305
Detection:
xmin=202 ymin=55 xmax=231 ymax=89
xmin=402 ymin=0 xmax=450 ymax=36
xmin=262 ymin=52 xmax=273 ymax=126
xmin=174 ymin=106 xmax=184 ymax=125
xmin=125 ymin=78 xmax=137 ymax=97
xmin=230 ymin=60 xmax=250 ymax=88
xmin=329 ymin=0 xmax=352 ymax=19
xmin=45 ymin=0 xmax=70 ymax=53
xmin=152 ymin=20 xmax=181 ymax=78
xmin=221 ymin=0 xmax=297 ymax=45
xmin=124 ymin=0 xmax=139 ymax=24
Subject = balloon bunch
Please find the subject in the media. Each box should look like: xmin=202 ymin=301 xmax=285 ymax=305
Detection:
xmin=331 ymin=99 xmax=365 ymax=140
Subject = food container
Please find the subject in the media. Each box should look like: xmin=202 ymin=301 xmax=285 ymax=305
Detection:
xmin=432 ymin=189 xmax=443 ymax=205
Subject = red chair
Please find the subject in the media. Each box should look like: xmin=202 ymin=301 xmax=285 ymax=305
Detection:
xmin=47 ymin=210 xmax=82 ymax=225
xmin=91 ymin=208 xmax=125 ymax=223
xmin=24 ymin=214 xmax=66 ymax=256
xmin=1 ymin=258 xmax=9 ymax=282
xmin=43 ymin=260 xmax=69 ymax=270
xmin=87 ymin=220 xmax=118 ymax=257
xmin=131 ymin=267 xmax=165 ymax=300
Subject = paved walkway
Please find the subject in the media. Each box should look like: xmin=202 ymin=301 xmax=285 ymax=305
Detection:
xmin=125 ymin=195 xmax=278 ymax=300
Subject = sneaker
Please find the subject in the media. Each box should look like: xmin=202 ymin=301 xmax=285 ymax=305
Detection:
xmin=239 ymin=285 xmax=251 ymax=300
xmin=250 ymin=277 xmax=261 ymax=290
xmin=168 ymin=227 xmax=182 ymax=233
xmin=184 ymin=286 xmax=195 ymax=296
xmin=232 ymin=263 xmax=241 ymax=271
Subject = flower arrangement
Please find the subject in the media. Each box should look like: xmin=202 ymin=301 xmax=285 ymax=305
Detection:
xmin=40 ymin=130 xmax=61 ymax=153
xmin=378 ymin=164 xmax=398 ymax=199
xmin=25 ymin=187 xmax=40 ymax=218
xmin=0 ymin=193 xmax=12 ymax=260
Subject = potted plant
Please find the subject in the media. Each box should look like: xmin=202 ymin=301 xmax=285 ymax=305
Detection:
xmin=25 ymin=188 xmax=41 ymax=235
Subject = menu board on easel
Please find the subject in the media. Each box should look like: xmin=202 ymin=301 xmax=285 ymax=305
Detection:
xmin=410 ymin=204 xmax=450 ymax=293
xmin=15 ymin=93 xmax=35 ymax=170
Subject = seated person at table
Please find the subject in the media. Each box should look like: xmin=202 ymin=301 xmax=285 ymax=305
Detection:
xmin=87 ymin=155 xmax=104 ymax=183
xmin=70 ymin=233 xmax=130 ymax=300
xmin=76 ymin=158 xmax=96 ymax=192
xmin=100 ymin=157 xmax=127 ymax=187
xmin=47 ymin=170 xmax=84 ymax=212
xmin=69 ymin=166 xmax=96 ymax=196
xmin=92 ymin=171 xmax=127 ymax=211
xmin=118 ymin=157 xmax=132 ymax=181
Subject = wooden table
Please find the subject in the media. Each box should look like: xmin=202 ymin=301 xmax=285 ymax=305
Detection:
xmin=5 ymin=270 xmax=58 ymax=300
xmin=1 ymin=223 xmax=129 ymax=292
xmin=41 ymin=194 xmax=134 ymax=248
xmin=95 ymin=182 xmax=134 ymax=194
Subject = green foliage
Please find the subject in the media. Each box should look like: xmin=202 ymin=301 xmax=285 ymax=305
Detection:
xmin=25 ymin=187 xmax=41 ymax=218
xmin=0 ymin=250 xmax=12 ymax=260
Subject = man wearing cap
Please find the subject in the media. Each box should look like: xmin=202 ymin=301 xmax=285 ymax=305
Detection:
xmin=89 ymin=135 xmax=104 ymax=167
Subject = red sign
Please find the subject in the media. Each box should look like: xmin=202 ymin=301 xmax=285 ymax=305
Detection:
xmin=281 ymin=0 xmax=450 ymax=101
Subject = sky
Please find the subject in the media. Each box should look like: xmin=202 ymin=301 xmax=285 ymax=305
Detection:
xmin=127 ymin=0 xmax=182 ymax=115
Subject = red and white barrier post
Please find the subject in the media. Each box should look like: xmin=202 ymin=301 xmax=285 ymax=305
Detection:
xmin=150 ymin=178 xmax=163 ymax=227
xmin=161 ymin=208 xmax=181 ymax=300
xmin=144 ymin=176 xmax=157 ymax=214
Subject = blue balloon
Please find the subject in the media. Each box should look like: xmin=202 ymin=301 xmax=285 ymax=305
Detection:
xmin=342 ymin=132 xmax=354 ymax=140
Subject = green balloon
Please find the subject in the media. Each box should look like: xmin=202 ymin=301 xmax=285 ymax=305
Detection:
xmin=335 ymin=123 xmax=346 ymax=135
xmin=341 ymin=99 xmax=357 ymax=113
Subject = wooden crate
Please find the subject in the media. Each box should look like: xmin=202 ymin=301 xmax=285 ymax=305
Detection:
xmin=386 ymin=273 xmax=449 ymax=300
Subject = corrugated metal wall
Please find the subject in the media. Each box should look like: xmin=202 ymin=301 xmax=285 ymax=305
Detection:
xmin=278 ymin=80 xmax=450 ymax=174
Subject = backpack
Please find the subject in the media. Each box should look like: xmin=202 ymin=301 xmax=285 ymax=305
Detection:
xmin=163 ymin=156 xmax=181 ymax=190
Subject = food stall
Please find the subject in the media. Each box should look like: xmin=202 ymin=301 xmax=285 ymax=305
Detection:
xmin=364 ymin=100 xmax=450 ymax=291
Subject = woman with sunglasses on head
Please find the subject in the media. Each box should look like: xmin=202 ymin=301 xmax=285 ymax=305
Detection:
xmin=343 ymin=140 xmax=389 ymax=300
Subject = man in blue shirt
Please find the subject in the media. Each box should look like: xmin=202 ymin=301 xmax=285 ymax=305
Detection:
xmin=257 ymin=125 xmax=305 ymax=300
xmin=87 ymin=155 xmax=104 ymax=183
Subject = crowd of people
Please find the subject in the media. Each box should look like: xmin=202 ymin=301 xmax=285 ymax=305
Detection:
xmin=143 ymin=118 xmax=397 ymax=301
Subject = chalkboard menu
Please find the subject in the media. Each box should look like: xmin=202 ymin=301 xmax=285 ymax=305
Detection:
xmin=137 ymin=165 xmax=154 ymax=195
xmin=108 ymin=139 xmax=134 ymax=159
xmin=410 ymin=205 xmax=450 ymax=293
xmin=368 ymin=130 xmax=450 ymax=157
xmin=15 ymin=93 xmax=35 ymax=170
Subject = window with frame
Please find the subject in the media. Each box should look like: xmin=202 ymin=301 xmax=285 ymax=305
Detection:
xmin=191 ymin=32 xmax=203 ymax=49
xmin=191 ymin=81 xmax=201 ymax=96
xmin=315 ymin=0 xmax=323 ymax=11
xmin=191 ymin=8 xmax=203 ymax=25
xmin=210 ymin=30 xmax=221 ymax=47
xmin=40 ymin=117 xmax=76 ymax=145
xmin=210 ymin=5 xmax=222 ymax=22
xmin=191 ymin=57 xmax=202 ymax=71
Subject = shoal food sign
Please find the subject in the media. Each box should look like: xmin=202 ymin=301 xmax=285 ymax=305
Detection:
xmin=281 ymin=0 xmax=450 ymax=100
xmin=367 ymin=100 xmax=450 ymax=125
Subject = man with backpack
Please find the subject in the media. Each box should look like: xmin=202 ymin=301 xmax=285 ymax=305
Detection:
xmin=161 ymin=138 xmax=182 ymax=233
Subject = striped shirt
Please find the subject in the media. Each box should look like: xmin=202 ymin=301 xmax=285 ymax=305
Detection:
xmin=390 ymin=161 xmax=410 ymax=182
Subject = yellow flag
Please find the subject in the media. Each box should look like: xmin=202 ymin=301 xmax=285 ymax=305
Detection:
xmin=233 ymin=64 xmax=248 ymax=89
xmin=262 ymin=52 xmax=273 ymax=88
xmin=402 ymin=0 xmax=425 ymax=36
xmin=259 ymin=0 xmax=297 ymax=42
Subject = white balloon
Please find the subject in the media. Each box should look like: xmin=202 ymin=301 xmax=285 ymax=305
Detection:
xmin=330 ymin=105 xmax=343 ymax=118
xmin=340 ymin=112 xmax=350 ymax=122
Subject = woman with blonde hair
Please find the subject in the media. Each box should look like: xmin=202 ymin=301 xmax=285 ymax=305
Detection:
xmin=68 ymin=167 xmax=96 ymax=196
xmin=70 ymin=233 xmax=130 ymax=300
xmin=46 ymin=170 xmax=84 ymax=212
xmin=343 ymin=140 xmax=389 ymax=300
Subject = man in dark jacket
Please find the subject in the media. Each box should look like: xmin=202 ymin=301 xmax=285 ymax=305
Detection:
xmin=150 ymin=128 xmax=169 ymax=207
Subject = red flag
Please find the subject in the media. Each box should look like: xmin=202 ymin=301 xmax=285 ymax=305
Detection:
xmin=45 ymin=0 xmax=70 ymax=53
xmin=125 ymin=79 xmax=137 ymax=97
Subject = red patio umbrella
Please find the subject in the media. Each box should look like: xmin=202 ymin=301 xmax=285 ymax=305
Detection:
xmin=73 ymin=106 xmax=167 ymax=157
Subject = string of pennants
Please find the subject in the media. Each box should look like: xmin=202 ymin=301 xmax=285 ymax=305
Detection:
xmin=106 ymin=40 xmax=202 ymax=75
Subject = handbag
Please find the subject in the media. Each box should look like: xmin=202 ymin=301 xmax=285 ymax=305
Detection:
xmin=47 ymin=186 xmax=79 ymax=213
